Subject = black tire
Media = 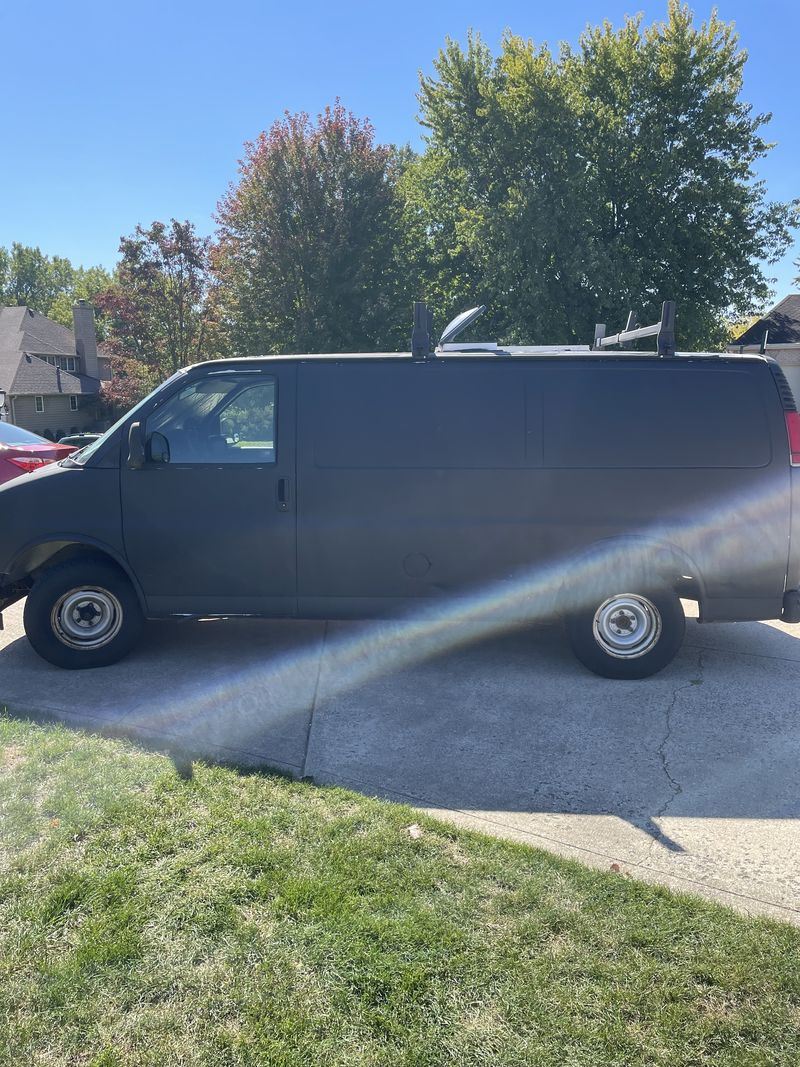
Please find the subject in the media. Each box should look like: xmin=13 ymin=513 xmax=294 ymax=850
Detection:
xmin=23 ymin=559 xmax=145 ymax=669
xmin=566 ymin=589 xmax=685 ymax=679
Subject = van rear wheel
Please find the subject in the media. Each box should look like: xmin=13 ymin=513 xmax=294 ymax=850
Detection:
xmin=24 ymin=559 xmax=144 ymax=669
xmin=566 ymin=590 xmax=685 ymax=679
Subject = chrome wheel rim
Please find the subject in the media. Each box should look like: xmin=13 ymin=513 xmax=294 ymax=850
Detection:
xmin=592 ymin=594 xmax=661 ymax=659
xmin=51 ymin=587 xmax=123 ymax=650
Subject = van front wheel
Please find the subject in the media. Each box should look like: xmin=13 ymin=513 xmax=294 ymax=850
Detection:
xmin=566 ymin=591 xmax=685 ymax=679
xmin=24 ymin=560 xmax=144 ymax=669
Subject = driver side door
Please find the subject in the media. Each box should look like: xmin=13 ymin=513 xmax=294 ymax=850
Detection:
xmin=120 ymin=365 xmax=297 ymax=616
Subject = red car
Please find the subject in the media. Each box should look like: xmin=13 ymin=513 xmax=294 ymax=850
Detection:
xmin=0 ymin=422 xmax=77 ymax=485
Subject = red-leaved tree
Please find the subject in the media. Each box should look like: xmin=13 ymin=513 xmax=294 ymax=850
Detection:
xmin=213 ymin=103 xmax=408 ymax=355
xmin=95 ymin=220 xmax=214 ymax=389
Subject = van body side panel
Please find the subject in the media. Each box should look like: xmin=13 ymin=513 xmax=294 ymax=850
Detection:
xmin=296 ymin=357 xmax=790 ymax=623
xmin=0 ymin=463 xmax=124 ymax=582
xmin=537 ymin=360 xmax=790 ymax=616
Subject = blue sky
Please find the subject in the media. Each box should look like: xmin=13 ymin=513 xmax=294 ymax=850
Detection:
xmin=3 ymin=0 xmax=798 ymax=300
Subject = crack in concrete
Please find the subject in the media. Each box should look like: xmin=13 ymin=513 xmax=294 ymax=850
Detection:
xmin=650 ymin=648 xmax=705 ymax=838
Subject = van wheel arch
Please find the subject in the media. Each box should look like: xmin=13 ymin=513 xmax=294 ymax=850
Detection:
xmin=556 ymin=536 xmax=704 ymax=616
xmin=10 ymin=542 xmax=145 ymax=614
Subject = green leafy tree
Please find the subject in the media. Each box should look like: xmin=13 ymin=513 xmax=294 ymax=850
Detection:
xmin=47 ymin=266 xmax=115 ymax=332
xmin=411 ymin=4 xmax=799 ymax=349
xmin=94 ymin=220 xmax=213 ymax=380
xmin=0 ymin=243 xmax=72 ymax=309
xmin=0 ymin=243 xmax=111 ymax=326
xmin=213 ymin=103 xmax=409 ymax=355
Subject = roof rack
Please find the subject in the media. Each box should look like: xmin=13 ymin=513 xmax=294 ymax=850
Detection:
xmin=592 ymin=301 xmax=676 ymax=358
xmin=410 ymin=299 xmax=678 ymax=359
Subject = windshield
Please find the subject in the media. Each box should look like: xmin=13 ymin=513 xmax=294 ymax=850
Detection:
xmin=70 ymin=368 xmax=189 ymax=465
xmin=0 ymin=421 xmax=47 ymax=446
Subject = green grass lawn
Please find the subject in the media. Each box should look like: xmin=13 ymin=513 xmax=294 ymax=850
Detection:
xmin=1 ymin=715 xmax=798 ymax=1067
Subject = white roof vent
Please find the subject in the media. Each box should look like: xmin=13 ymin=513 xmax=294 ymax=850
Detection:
xmin=438 ymin=305 xmax=487 ymax=346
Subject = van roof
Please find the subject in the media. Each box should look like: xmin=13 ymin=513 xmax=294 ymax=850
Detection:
xmin=189 ymin=348 xmax=767 ymax=371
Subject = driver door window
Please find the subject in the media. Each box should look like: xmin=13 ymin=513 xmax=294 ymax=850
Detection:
xmin=148 ymin=375 xmax=276 ymax=464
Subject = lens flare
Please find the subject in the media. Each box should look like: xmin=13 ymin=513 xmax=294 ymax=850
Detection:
xmin=131 ymin=471 xmax=792 ymax=755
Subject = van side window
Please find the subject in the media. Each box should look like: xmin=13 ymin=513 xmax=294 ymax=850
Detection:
xmin=148 ymin=376 xmax=276 ymax=464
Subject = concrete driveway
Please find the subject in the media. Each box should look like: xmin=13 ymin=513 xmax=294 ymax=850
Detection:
xmin=1 ymin=599 xmax=799 ymax=925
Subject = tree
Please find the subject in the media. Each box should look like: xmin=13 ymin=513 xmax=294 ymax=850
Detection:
xmin=94 ymin=220 xmax=213 ymax=379
xmin=411 ymin=4 xmax=799 ymax=349
xmin=213 ymin=103 xmax=408 ymax=355
xmin=47 ymin=266 xmax=115 ymax=332
xmin=97 ymin=352 xmax=156 ymax=420
xmin=0 ymin=243 xmax=111 ymax=326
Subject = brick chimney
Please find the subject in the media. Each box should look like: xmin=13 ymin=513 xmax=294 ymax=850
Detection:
xmin=72 ymin=299 xmax=99 ymax=379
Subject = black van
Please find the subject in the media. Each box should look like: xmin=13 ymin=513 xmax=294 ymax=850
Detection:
xmin=2 ymin=304 xmax=799 ymax=678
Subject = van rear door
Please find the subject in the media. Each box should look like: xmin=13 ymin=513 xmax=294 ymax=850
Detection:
xmin=120 ymin=364 xmax=297 ymax=616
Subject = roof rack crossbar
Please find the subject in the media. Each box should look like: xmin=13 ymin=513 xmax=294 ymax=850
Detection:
xmin=592 ymin=300 xmax=676 ymax=357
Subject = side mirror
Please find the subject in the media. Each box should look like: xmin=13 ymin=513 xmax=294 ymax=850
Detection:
xmin=127 ymin=421 xmax=145 ymax=469
xmin=148 ymin=431 xmax=170 ymax=465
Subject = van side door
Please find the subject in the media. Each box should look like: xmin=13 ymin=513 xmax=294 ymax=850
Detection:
xmin=120 ymin=365 xmax=297 ymax=616
xmin=296 ymin=359 xmax=535 ymax=615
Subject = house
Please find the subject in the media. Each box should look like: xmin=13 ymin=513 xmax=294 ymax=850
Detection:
xmin=729 ymin=293 xmax=800 ymax=397
xmin=0 ymin=300 xmax=111 ymax=438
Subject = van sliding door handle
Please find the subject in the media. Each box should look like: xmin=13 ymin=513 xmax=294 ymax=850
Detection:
xmin=276 ymin=477 xmax=291 ymax=512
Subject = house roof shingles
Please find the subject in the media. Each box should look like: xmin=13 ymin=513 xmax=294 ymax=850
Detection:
xmin=734 ymin=294 xmax=800 ymax=347
xmin=0 ymin=305 xmax=106 ymax=397
xmin=12 ymin=354 xmax=102 ymax=395
xmin=0 ymin=307 xmax=29 ymax=394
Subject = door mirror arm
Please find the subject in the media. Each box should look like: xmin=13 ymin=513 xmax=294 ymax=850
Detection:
xmin=127 ymin=422 xmax=145 ymax=469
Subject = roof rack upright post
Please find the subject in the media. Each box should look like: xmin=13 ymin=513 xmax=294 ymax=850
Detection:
xmin=759 ymin=329 xmax=770 ymax=356
xmin=411 ymin=301 xmax=434 ymax=361
xmin=591 ymin=299 xmax=677 ymax=354
xmin=657 ymin=300 xmax=676 ymax=358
